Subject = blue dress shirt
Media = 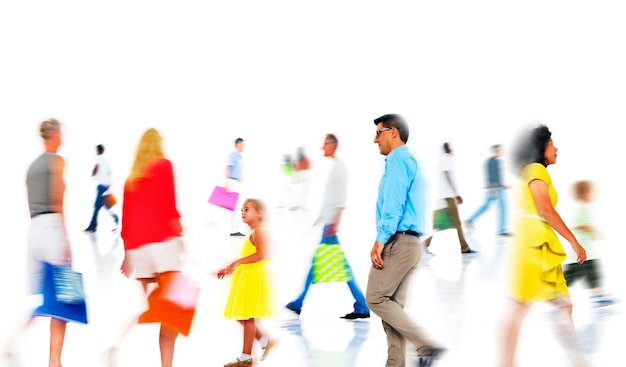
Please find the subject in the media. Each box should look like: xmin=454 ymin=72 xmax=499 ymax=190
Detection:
xmin=375 ymin=145 xmax=426 ymax=244
xmin=227 ymin=151 xmax=243 ymax=181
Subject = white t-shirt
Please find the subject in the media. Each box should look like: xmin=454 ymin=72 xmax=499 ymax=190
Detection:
xmin=435 ymin=152 xmax=457 ymax=208
xmin=94 ymin=154 xmax=112 ymax=186
xmin=319 ymin=158 xmax=348 ymax=224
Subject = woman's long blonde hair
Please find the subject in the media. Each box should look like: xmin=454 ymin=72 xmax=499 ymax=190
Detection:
xmin=126 ymin=128 xmax=165 ymax=191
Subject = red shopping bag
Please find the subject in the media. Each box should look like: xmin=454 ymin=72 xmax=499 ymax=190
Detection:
xmin=208 ymin=186 xmax=239 ymax=211
xmin=138 ymin=271 xmax=200 ymax=336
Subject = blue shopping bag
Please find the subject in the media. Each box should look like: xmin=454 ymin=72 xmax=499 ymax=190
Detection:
xmin=33 ymin=262 xmax=88 ymax=324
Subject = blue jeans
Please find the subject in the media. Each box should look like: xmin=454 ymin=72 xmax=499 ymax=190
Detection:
xmin=86 ymin=184 xmax=119 ymax=230
xmin=289 ymin=265 xmax=370 ymax=314
xmin=288 ymin=226 xmax=369 ymax=314
xmin=467 ymin=187 xmax=507 ymax=234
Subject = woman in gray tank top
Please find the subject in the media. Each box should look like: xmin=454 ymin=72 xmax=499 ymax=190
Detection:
xmin=8 ymin=118 xmax=72 ymax=367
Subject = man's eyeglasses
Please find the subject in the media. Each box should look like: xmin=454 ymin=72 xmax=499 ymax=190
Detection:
xmin=375 ymin=127 xmax=392 ymax=137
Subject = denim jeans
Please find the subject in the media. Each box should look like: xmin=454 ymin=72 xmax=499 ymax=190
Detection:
xmin=467 ymin=187 xmax=507 ymax=234
xmin=288 ymin=225 xmax=369 ymax=314
xmin=289 ymin=264 xmax=369 ymax=314
xmin=86 ymin=184 xmax=119 ymax=230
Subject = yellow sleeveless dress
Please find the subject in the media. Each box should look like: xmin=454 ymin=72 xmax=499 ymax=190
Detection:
xmin=223 ymin=232 xmax=273 ymax=320
xmin=506 ymin=163 xmax=569 ymax=302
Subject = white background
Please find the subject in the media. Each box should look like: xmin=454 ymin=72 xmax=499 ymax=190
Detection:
xmin=1 ymin=1 xmax=625 ymax=364
xmin=2 ymin=0 xmax=623 ymax=275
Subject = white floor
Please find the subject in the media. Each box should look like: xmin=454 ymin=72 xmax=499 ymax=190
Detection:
xmin=1 ymin=207 xmax=624 ymax=367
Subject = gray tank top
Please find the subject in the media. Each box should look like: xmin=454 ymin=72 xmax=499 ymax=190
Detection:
xmin=26 ymin=153 xmax=64 ymax=217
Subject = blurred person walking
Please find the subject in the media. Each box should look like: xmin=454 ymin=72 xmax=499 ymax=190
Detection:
xmin=84 ymin=144 xmax=119 ymax=233
xmin=227 ymin=138 xmax=246 ymax=236
xmin=277 ymin=153 xmax=296 ymax=210
xmin=8 ymin=118 xmax=75 ymax=367
xmin=366 ymin=114 xmax=446 ymax=367
xmin=465 ymin=144 xmax=511 ymax=236
xmin=422 ymin=142 xmax=477 ymax=254
xmin=217 ymin=198 xmax=276 ymax=367
xmin=285 ymin=134 xmax=370 ymax=319
xmin=563 ymin=180 xmax=616 ymax=307
xmin=291 ymin=146 xmax=311 ymax=211
xmin=119 ymin=128 xmax=185 ymax=367
xmin=498 ymin=124 xmax=590 ymax=367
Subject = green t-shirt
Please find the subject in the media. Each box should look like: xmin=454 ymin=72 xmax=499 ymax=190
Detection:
xmin=564 ymin=202 xmax=598 ymax=263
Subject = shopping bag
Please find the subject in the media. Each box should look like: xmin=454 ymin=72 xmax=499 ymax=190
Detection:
xmin=103 ymin=193 xmax=117 ymax=208
xmin=208 ymin=186 xmax=239 ymax=211
xmin=138 ymin=272 xmax=200 ymax=336
xmin=33 ymin=262 xmax=88 ymax=324
xmin=433 ymin=208 xmax=454 ymax=231
xmin=312 ymin=243 xmax=352 ymax=284
xmin=52 ymin=265 xmax=86 ymax=304
xmin=282 ymin=162 xmax=294 ymax=175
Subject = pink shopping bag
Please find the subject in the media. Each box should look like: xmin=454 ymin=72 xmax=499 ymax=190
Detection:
xmin=208 ymin=186 xmax=239 ymax=211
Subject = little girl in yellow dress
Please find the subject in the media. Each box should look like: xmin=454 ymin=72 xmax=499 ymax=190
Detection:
xmin=217 ymin=198 xmax=275 ymax=367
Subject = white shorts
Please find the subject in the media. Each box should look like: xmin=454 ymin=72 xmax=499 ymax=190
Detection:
xmin=27 ymin=213 xmax=70 ymax=294
xmin=126 ymin=237 xmax=183 ymax=279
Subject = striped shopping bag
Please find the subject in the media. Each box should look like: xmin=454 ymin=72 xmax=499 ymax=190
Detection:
xmin=311 ymin=243 xmax=352 ymax=284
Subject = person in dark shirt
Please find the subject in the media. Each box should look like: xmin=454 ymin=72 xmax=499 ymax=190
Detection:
xmin=466 ymin=144 xmax=512 ymax=236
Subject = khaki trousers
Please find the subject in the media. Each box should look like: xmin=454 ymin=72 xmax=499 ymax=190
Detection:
xmin=366 ymin=234 xmax=439 ymax=367
xmin=423 ymin=197 xmax=470 ymax=252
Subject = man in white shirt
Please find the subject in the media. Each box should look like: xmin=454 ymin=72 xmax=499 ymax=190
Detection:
xmin=84 ymin=144 xmax=119 ymax=232
xmin=285 ymin=134 xmax=369 ymax=319
xmin=423 ymin=142 xmax=477 ymax=254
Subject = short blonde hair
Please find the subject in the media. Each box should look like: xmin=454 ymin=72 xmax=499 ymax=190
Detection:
xmin=40 ymin=118 xmax=60 ymax=140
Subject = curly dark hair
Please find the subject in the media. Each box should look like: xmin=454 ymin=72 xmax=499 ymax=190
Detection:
xmin=511 ymin=124 xmax=552 ymax=174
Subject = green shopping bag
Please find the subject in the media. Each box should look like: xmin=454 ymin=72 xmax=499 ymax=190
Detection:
xmin=312 ymin=244 xmax=352 ymax=284
xmin=282 ymin=162 xmax=295 ymax=175
xmin=433 ymin=208 xmax=454 ymax=231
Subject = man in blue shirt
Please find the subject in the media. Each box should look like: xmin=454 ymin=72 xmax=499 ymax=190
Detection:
xmin=366 ymin=114 xmax=445 ymax=367
xmin=226 ymin=137 xmax=245 ymax=236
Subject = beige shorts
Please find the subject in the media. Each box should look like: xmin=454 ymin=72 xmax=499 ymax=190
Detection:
xmin=27 ymin=213 xmax=70 ymax=294
xmin=126 ymin=237 xmax=183 ymax=279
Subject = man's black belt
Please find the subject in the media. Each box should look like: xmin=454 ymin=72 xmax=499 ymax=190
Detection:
xmin=31 ymin=211 xmax=55 ymax=218
xmin=386 ymin=230 xmax=420 ymax=244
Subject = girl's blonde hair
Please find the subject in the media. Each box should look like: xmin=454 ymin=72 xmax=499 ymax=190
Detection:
xmin=126 ymin=128 xmax=165 ymax=191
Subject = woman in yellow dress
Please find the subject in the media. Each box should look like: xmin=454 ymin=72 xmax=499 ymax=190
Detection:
xmin=217 ymin=198 xmax=275 ymax=367
xmin=498 ymin=125 xmax=589 ymax=367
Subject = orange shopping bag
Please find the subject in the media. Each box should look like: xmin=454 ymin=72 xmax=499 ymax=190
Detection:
xmin=103 ymin=193 xmax=117 ymax=209
xmin=138 ymin=271 xmax=200 ymax=336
